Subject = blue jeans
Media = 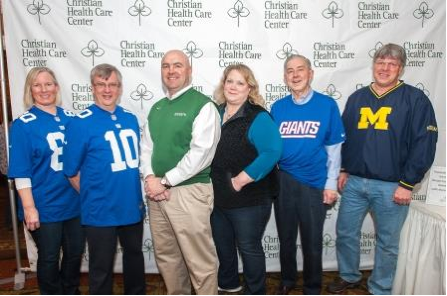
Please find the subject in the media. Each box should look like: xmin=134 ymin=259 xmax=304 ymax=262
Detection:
xmin=30 ymin=216 xmax=84 ymax=294
xmin=336 ymin=175 xmax=409 ymax=295
xmin=274 ymin=171 xmax=327 ymax=295
xmin=211 ymin=203 xmax=272 ymax=295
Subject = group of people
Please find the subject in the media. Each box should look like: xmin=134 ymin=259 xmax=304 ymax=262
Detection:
xmin=7 ymin=43 xmax=437 ymax=295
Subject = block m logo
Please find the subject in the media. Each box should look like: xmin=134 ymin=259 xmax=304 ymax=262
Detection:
xmin=357 ymin=107 xmax=392 ymax=130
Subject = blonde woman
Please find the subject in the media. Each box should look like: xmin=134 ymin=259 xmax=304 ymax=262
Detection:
xmin=210 ymin=64 xmax=282 ymax=294
xmin=8 ymin=67 xmax=84 ymax=294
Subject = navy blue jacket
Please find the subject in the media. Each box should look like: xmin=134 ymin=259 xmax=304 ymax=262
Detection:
xmin=341 ymin=81 xmax=438 ymax=190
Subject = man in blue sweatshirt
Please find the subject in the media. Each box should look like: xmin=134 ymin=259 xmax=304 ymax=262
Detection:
xmin=271 ymin=54 xmax=345 ymax=295
xmin=327 ymin=43 xmax=438 ymax=295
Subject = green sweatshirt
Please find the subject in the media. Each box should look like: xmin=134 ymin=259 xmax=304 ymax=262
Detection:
xmin=148 ymin=88 xmax=213 ymax=186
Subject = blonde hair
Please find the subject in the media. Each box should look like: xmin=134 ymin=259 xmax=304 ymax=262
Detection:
xmin=23 ymin=67 xmax=61 ymax=109
xmin=214 ymin=64 xmax=265 ymax=107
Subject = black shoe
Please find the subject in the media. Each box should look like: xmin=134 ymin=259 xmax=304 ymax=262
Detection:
xmin=275 ymin=285 xmax=294 ymax=295
xmin=218 ymin=286 xmax=243 ymax=293
xmin=327 ymin=278 xmax=361 ymax=293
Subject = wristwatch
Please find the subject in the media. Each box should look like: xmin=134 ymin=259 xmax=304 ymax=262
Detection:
xmin=160 ymin=176 xmax=171 ymax=189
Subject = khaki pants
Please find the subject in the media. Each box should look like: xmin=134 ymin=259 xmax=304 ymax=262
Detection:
xmin=149 ymin=183 xmax=218 ymax=295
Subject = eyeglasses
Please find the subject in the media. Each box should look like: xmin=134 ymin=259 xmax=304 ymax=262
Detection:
xmin=94 ymin=82 xmax=120 ymax=90
xmin=374 ymin=61 xmax=400 ymax=69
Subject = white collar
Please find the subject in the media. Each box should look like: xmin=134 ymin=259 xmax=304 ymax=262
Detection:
xmin=166 ymin=84 xmax=193 ymax=100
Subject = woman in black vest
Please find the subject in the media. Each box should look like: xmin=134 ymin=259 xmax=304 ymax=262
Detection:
xmin=210 ymin=64 xmax=282 ymax=294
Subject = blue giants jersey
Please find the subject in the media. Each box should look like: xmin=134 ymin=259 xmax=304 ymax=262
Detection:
xmin=271 ymin=92 xmax=345 ymax=189
xmin=8 ymin=106 xmax=80 ymax=222
xmin=63 ymin=104 xmax=145 ymax=227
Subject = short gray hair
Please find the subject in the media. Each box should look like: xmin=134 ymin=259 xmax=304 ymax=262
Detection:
xmin=373 ymin=43 xmax=407 ymax=68
xmin=284 ymin=54 xmax=312 ymax=72
xmin=90 ymin=63 xmax=122 ymax=86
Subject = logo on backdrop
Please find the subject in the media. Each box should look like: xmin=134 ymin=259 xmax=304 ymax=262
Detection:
xmin=360 ymin=232 xmax=376 ymax=255
xmin=357 ymin=2 xmax=399 ymax=29
xmin=413 ymin=2 xmax=434 ymax=28
xmin=66 ymin=0 xmax=113 ymax=26
xmin=313 ymin=42 xmax=355 ymax=68
xmin=143 ymin=238 xmax=155 ymax=261
xmin=322 ymin=84 xmax=342 ymax=100
xmin=27 ymin=0 xmax=51 ymax=25
xmin=71 ymin=83 xmax=94 ymax=111
xmin=276 ymin=43 xmax=299 ymax=60
xmin=20 ymin=39 xmax=68 ymax=67
xmin=371 ymin=41 xmax=444 ymax=68
xmin=81 ymin=40 xmax=105 ymax=66
xmin=263 ymin=235 xmax=279 ymax=259
xmin=322 ymin=233 xmax=336 ymax=255
xmin=184 ymin=41 xmax=203 ymax=68
xmin=227 ymin=0 xmax=250 ymax=27
xmin=128 ymin=0 xmax=152 ymax=26
xmin=368 ymin=42 xmax=383 ymax=58
xmin=264 ymin=0 xmax=308 ymax=29
xmin=415 ymin=83 xmax=430 ymax=97
xmin=264 ymin=83 xmax=289 ymax=110
xmin=166 ymin=0 xmax=212 ymax=27
xmin=322 ymin=1 xmax=344 ymax=28
xmin=120 ymin=40 xmax=163 ymax=68
xmin=218 ymin=41 xmax=262 ymax=68
xmin=404 ymin=41 xmax=443 ymax=67
xmin=130 ymin=84 xmax=154 ymax=110
xmin=21 ymin=39 xmax=67 ymax=67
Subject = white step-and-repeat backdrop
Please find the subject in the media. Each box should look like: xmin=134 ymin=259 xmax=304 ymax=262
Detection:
xmin=3 ymin=0 xmax=445 ymax=273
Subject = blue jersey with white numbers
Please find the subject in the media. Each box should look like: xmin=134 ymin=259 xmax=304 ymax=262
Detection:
xmin=271 ymin=92 xmax=345 ymax=189
xmin=63 ymin=104 xmax=144 ymax=227
xmin=8 ymin=106 xmax=80 ymax=222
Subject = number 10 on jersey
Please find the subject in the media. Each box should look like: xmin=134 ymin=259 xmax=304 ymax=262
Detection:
xmin=104 ymin=129 xmax=139 ymax=172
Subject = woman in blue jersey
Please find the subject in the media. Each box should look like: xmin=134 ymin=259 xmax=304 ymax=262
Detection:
xmin=210 ymin=64 xmax=282 ymax=294
xmin=8 ymin=67 xmax=84 ymax=294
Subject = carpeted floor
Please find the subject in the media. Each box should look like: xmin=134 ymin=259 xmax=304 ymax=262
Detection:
xmin=0 ymin=176 xmax=371 ymax=294
xmin=0 ymin=259 xmax=371 ymax=295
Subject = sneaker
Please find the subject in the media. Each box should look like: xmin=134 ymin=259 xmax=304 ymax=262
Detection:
xmin=218 ymin=285 xmax=243 ymax=293
xmin=327 ymin=278 xmax=361 ymax=293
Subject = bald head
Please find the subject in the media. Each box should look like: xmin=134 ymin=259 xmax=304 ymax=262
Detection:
xmin=161 ymin=50 xmax=192 ymax=96
xmin=162 ymin=50 xmax=190 ymax=67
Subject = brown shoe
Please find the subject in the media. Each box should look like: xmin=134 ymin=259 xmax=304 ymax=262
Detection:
xmin=275 ymin=285 xmax=294 ymax=295
xmin=327 ymin=278 xmax=361 ymax=293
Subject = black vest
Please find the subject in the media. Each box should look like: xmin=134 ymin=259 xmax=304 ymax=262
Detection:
xmin=211 ymin=102 xmax=278 ymax=209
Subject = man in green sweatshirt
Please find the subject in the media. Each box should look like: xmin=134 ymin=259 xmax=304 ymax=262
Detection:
xmin=140 ymin=49 xmax=221 ymax=294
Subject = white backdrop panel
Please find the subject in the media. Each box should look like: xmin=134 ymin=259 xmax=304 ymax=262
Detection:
xmin=3 ymin=0 xmax=445 ymax=273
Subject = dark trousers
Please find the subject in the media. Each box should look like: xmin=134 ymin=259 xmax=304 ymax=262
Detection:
xmin=274 ymin=171 xmax=327 ymax=295
xmin=85 ymin=221 xmax=146 ymax=295
xmin=30 ymin=216 xmax=85 ymax=295
xmin=211 ymin=203 xmax=272 ymax=295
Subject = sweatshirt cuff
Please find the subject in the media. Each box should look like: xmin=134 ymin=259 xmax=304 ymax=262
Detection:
xmin=324 ymin=178 xmax=338 ymax=191
xmin=398 ymin=180 xmax=414 ymax=191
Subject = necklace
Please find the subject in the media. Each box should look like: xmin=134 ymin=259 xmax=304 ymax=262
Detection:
xmin=224 ymin=108 xmax=236 ymax=122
